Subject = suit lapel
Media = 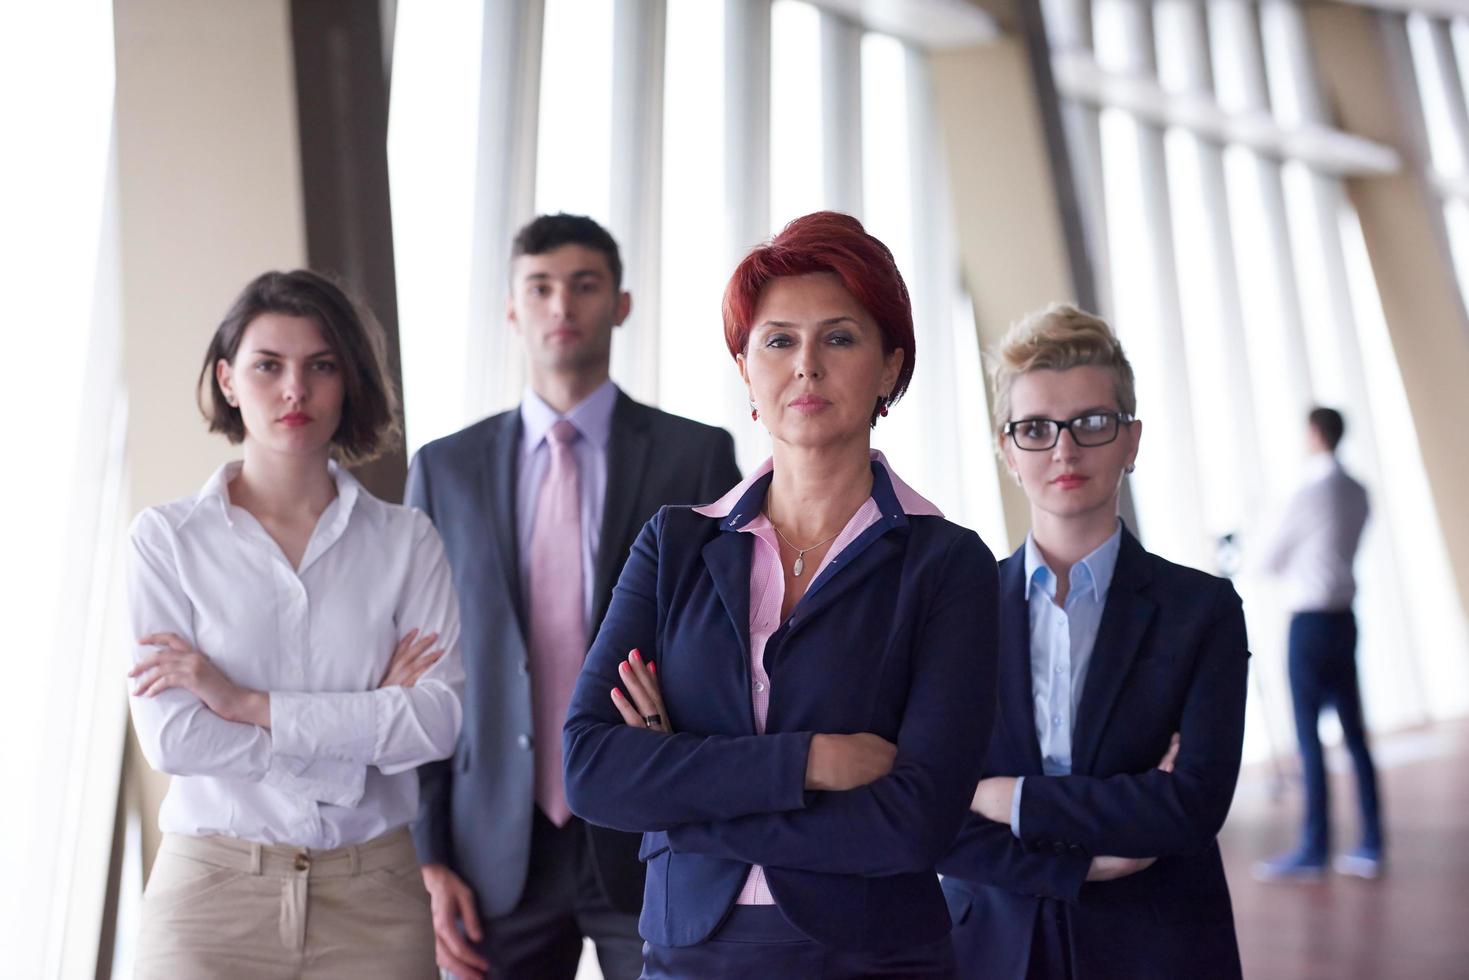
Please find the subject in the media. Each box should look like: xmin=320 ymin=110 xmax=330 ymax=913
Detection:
xmin=701 ymin=530 xmax=753 ymax=655
xmin=1071 ymin=529 xmax=1156 ymax=775
xmin=483 ymin=411 xmax=528 ymax=642
xmin=593 ymin=393 xmax=652 ymax=625
xmin=998 ymin=551 xmax=1045 ymax=775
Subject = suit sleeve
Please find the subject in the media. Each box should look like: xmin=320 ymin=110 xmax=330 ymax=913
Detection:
xmin=405 ymin=450 xmax=455 ymax=867
xmin=663 ymin=531 xmax=1000 ymax=877
xmin=564 ymin=511 xmax=816 ymax=830
xmin=1015 ymin=582 xmax=1249 ymax=858
xmin=938 ymin=817 xmax=1090 ymax=901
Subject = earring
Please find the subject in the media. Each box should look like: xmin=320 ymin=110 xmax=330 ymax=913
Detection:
xmin=876 ymin=395 xmax=889 ymax=418
xmin=750 ymin=403 xmax=759 ymax=421
xmin=1125 ymin=463 xmax=1135 ymax=474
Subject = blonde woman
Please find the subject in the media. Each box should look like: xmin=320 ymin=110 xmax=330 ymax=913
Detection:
xmin=937 ymin=304 xmax=1248 ymax=980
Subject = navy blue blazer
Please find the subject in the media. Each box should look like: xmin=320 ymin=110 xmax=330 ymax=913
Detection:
xmin=937 ymin=528 xmax=1248 ymax=980
xmin=563 ymin=463 xmax=999 ymax=953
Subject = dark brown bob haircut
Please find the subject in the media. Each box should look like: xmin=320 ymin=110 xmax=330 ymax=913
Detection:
xmin=197 ymin=270 xmax=401 ymax=465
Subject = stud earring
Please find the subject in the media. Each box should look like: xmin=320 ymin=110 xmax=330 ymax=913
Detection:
xmin=1125 ymin=463 xmax=1135 ymax=474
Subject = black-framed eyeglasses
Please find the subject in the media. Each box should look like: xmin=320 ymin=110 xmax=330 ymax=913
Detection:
xmin=1004 ymin=412 xmax=1134 ymax=451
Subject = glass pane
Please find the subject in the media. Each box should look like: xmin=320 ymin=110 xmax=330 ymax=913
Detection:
xmin=387 ymin=0 xmax=484 ymax=455
xmin=536 ymin=0 xmax=615 ymax=224
xmin=770 ymin=0 xmax=824 ymax=231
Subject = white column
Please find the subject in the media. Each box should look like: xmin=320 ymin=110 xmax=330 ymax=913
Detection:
xmin=610 ymin=0 xmax=668 ymax=404
xmin=1042 ymin=0 xmax=1114 ymax=317
xmin=1092 ymin=0 xmax=1208 ymax=567
xmin=820 ymin=10 xmax=863 ymax=218
xmin=1153 ymin=0 xmax=1262 ymax=541
xmin=724 ymin=0 xmax=773 ymax=468
xmin=1208 ymin=0 xmax=1315 ymax=506
xmin=466 ymin=0 xmax=544 ymax=418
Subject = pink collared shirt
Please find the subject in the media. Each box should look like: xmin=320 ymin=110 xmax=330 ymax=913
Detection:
xmin=693 ymin=450 xmax=941 ymax=904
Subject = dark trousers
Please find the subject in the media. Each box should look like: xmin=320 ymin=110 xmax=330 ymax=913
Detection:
xmin=640 ymin=905 xmax=957 ymax=980
xmin=1288 ymin=610 xmax=1383 ymax=860
xmin=472 ymin=809 xmax=643 ymax=980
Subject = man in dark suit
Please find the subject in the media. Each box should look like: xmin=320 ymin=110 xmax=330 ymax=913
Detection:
xmin=407 ymin=214 xmax=741 ymax=980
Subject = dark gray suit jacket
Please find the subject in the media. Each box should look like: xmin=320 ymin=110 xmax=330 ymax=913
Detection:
xmin=407 ymin=390 xmax=741 ymax=918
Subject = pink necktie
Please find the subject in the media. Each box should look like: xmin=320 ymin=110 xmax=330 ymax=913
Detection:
xmin=527 ymin=420 xmax=586 ymax=827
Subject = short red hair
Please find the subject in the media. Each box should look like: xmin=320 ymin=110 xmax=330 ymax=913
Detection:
xmin=722 ymin=212 xmax=916 ymax=421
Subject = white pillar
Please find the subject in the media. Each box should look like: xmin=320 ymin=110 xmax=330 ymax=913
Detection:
xmin=1092 ymin=0 xmax=1208 ymax=567
xmin=820 ymin=10 xmax=864 ymax=218
xmin=610 ymin=0 xmax=668 ymax=404
xmin=466 ymin=0 xmax=544 ymax=418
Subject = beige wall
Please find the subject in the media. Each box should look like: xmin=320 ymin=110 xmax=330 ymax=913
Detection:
xmin=931 ymin=37 xmax=1078 ymax=547
xmin=114 ymin=0 xmax=306 ymax=867
xmin=1306 ymin=3 xmax=1469 ymax=622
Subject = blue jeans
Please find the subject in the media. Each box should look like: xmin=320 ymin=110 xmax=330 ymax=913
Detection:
xmin=1288 ymin=611 xmax=1383 ymax=860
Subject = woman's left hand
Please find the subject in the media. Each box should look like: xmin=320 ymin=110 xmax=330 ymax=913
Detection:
xmin=130 ymin=633 xmax=270 ymax=728
xmin=610 ymin=648 xmax=672 ymax=733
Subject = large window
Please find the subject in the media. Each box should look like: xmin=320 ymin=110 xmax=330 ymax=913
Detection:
xmin=0 ymin=1 xmax=126 ymax=973
xmin=389 ymin=0 xmax=1006 ymax=543
xmin=1044 ymin=0 xmax=1469 ymax=761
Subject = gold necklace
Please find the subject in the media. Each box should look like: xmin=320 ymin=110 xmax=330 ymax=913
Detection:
xmin=765 ymin=514 xmax=841 ymax=577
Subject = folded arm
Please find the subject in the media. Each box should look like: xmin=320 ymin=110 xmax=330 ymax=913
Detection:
xmin=1016 ymin=583 xmax=1249 ymax=857
xmin=665 ymin=531 xmax=1000 ymax=877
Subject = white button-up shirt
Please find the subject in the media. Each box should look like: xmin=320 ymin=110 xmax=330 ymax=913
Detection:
xmin=127 ymin=461 xmax=465 ymax=848
xmin=1010 ymin=523 xmax=1122 ymax=835
xmin=1261 ymin=453 xmax=1369 ymax=613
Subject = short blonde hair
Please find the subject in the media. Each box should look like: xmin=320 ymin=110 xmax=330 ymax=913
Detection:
xmin=989 ymin=303 xmax=1136 ymax=437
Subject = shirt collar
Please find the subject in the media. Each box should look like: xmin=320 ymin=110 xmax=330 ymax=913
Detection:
xmin=1304 ymin=451 xmax=1339 ymax=482
xmin=693 ymin=449 xmax=943 ymax=525
xmin=1023 ymin=520 xmax=1123 ymax=603
xmin=200 ymin=458 xmax=362 ymax=529
xmin=519 ymin=378 xmax=619 ymax=453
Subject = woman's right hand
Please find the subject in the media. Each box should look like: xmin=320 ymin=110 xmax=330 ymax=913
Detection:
xmin=805 ymin=732 xmax=898 ymax=791
xmin=378 ymin=628 xmax=444 ymax=689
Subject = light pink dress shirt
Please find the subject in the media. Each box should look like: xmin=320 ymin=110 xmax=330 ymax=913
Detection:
xmin=694 ymin=450 xmax=942 ymax=904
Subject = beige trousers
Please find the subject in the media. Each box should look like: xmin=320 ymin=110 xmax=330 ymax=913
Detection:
xmin=134 ymin=827 xmax=436 ymax=979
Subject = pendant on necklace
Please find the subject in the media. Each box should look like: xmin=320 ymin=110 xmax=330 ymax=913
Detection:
xmin=793 ymin=552 xmax=806 ymax=577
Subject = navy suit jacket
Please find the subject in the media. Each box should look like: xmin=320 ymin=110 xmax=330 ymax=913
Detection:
xmin=563 ymin=464 xmax=999 ymax=952
xmin=938 ymin=528 xmax=1248 ymax=980
xmin=406 ymin=392 xmax=740 ymax=919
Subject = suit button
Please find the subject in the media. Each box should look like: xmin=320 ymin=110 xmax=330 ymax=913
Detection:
xmin=517 ymin=734 xmax=532 ymax=750
xmin=1052 ymin=842 xmax=1068 ymax=856
xmin=294 ymin=852 xmax=311 ymax=871
xmin=1069 ymin=844 xmax=1085 ymax=856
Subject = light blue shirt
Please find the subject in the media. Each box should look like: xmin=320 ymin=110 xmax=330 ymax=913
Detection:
xmin=517 ymin=379 xmax=617 ymax=630
xmin=1010 ymin=522 xmax=1123 ymax=835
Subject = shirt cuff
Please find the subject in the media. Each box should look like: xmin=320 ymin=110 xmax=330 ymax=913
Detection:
xmin=1010 ymin=776 xmax=1025 ymax=838
xmin=270 ymin=690 xmax=379 ymax=765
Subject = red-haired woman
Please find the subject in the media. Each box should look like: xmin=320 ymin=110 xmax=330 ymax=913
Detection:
xmin=563 ymin=212 xmax=999 ymax=977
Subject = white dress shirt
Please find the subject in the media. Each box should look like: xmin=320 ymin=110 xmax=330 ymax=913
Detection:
xmin=127 ymin=460 xmax=465 ymax=849
xmin=1010 ymin=523 xmax=1122 ymax=835
xmin=1261 ymin=453 xmax=1369 ymax=613
xmin=516 ymin=379 xmax=616 ymax=630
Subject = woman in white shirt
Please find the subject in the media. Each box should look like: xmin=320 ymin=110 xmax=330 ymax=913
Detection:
xmin=126 ymin=270 xmax=464 ymax=979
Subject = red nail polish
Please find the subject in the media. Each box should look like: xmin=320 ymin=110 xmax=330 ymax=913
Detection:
xmin=649 ymin=662 xmax=656 ymax=674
